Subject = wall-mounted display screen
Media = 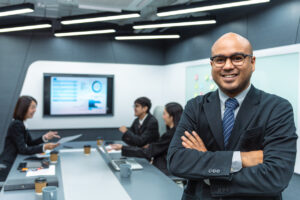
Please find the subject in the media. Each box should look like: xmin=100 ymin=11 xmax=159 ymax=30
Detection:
xmin=43 ymin=73 xmax=114 ymax=116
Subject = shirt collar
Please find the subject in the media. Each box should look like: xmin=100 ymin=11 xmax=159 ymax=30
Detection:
xmin=139 ymin=114 xmax=148 ymax=125
xmin=219 ymin=84 xmax=251 ymax=107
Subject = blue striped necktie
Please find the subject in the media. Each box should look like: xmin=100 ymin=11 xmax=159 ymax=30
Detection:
xmin=223 ymin=98 xmax=239 ymax=147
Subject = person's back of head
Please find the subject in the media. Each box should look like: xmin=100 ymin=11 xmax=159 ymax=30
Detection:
xmin=134 ymin=97 xmax=152 ymax=113
xmin=13 ymin=96 xmax=37 ymax=121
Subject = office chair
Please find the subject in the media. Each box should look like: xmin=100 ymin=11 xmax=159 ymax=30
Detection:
xmin=153 ymin=105 xmax=166 ymax=136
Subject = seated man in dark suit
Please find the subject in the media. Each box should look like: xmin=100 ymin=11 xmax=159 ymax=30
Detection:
xmin=167 ymin=33 xmax=298 ymax=200
xmin=120 ymin=97 xmax=159 ymax=147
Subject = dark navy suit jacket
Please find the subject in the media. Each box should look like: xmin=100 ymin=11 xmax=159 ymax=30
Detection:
xmin=167 ymin=86 xmax=297 ymax=200
xmin=122 ymin=113 xmax=159 ymax=147
xmin=0 ymin=120 xmax=44 ymax=181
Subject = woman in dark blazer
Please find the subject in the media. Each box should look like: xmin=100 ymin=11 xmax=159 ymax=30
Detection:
xmin=111 ymin=102 xmax=183 ymax=175
xmin=0 ymin=96 xmax=60 ymax=181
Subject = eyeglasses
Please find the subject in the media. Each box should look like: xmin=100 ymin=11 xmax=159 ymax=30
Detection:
xmin=210 ymin=53 xmax=253 ymax=68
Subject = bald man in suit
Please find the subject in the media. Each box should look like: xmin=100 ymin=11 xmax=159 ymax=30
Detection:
xmin=167 ymin=33 xmax=297 ymax=200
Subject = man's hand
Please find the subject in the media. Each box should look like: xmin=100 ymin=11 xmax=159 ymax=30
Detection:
xmin=44 ymin=143 xmax=60 ymax=150
xmin=143 ymin=144 xmax=149 ymax=149
xmin=181 ymin=131 xmax=207 ymax=152
xmin=110 ymin=144 xmax=123 ymax=150
xmin=241 ymin=150 xmax=263 ymax=167
xmin=119 ymin=126 xmax=128 ymax=134
xmin=43 ymin=131 xmax=60 ymax=140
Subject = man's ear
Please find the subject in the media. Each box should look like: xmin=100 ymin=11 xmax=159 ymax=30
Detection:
xmin=142 ymin=106 xmax=148 ymax=113
xmin=251 ymin=56 xmax=256 ymax=72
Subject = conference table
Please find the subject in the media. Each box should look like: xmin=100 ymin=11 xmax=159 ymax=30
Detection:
xmin=0 ymin=141 xmax=183 ymax=200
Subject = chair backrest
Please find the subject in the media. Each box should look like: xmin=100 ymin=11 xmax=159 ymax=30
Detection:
xmin=153 ymin=105 xmax=166 ymax=136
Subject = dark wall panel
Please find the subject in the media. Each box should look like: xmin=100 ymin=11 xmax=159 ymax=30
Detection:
xmin=248 ymin=0 xmax=300 ymax=50
xmin=165 ymin=18 xmax=248 ymax=64
xmin=0 ymin=34 xmax=32 ymax=153
xmin=22 ymin=34 xmax=165 ymax=65
xmin=165 ymin=0 xmax=300 ymax=64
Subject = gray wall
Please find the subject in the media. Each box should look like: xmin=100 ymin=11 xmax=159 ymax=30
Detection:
xmin=165 ymin=0 xmax=300 ymax=64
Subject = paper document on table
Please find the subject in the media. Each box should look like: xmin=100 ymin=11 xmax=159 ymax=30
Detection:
xmin=26 ymin=165 xmax=55 ymax=177
xmin=105 ymin=145 xmax=121 ymax=154
xmin=36 ymin=149 xmax=51 ymax=158
xmin=57 ymin=134 xmax=82 ymax=144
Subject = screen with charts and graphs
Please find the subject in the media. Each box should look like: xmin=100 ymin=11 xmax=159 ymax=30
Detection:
xmin=43 ymin=73 xmax=114 ymax=116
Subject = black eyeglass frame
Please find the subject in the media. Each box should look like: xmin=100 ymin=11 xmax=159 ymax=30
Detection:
xmin=210 ymin=53 xmax=253 ymax=67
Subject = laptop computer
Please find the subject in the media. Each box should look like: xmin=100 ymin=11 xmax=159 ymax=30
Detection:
xmin=96 ymin=144 xmax=143 ymax=171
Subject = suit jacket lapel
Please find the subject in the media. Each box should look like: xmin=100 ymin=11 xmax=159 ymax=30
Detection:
xmin=139 ymin=114 xmax=151 ymax=132
xmin=203 ymin=90 xmax=224 ymax=150
xmin=227 ymin=85 xmax=261 ymax=149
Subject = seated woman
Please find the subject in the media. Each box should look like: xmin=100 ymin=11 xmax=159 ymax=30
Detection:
xmin=111 ymin=102 xmax=183 ymax=175
xmin=0 ymin=96 xmax=60 ymax=181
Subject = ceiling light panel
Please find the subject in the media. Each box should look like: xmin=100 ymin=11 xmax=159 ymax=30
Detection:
xmin=115 ymin=35 xmax=180 ymax=40
xmin=157 ymin=0 xmax=270 ymax=17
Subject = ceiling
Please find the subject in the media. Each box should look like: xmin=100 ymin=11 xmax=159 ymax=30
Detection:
xmin=0 ymin=0 xmax=207 ymax=20
xmin=0 ymin=0 xmax=277 ymax=35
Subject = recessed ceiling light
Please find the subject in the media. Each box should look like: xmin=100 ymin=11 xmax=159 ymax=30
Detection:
xmin=55 ymin=29 xmax=116 ymax=37
xmin=0 ymin=3 xmax=34 ymax=17
xmin=61 ymin=12 xmax=140 ymax=25
xmin=115 ymin=35 xmax=180 ymax=40
xmin=157 ymin=0 xmax=270 ymax=17
xmin=0 ymin=23 xmax=51 ymax=33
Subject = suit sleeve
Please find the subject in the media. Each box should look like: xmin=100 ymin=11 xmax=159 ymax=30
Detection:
xmin=10 ymin=123 xmax=43 ymax=155
xmin=122 ymin=146 xmax=150 ymax=159
xmin=167 ymin=98 xmax=233 ymax=180
xmin=122 ymin=132 xmax=173 ymax=159
xmin=26 ymin=130 xmax=44 ymax=146
xmin=145 ymin=132 xmax=173 ymax=158
xmin=209 ymin=100 xmax=297 ymax=197
xmin=122 ymin=118 xmax=159 ymax=147
xmin=122 ymin=120 xmax=138 ymax=146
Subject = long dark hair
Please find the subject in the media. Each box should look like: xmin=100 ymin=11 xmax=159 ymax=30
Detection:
xmin=165 ymin=102 xmax=183 ymax=128
xmin=13 ymin=96 xmax=37 ymax=121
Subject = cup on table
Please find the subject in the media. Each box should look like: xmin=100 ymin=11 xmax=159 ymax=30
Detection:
xmin=84 ymin=145 xmax=91 ymax=155
xmin=50 ymin=150 xmax=59 ymax=164
xmin=120 ymin=163 xmax=132 ymax=178
xmin=97 ymin=137 xmax=104 ymax=146
xmin=35 ymin=177 xmax=47 ymax=195
xmin=42 ymin=186 xmax=58 ymax=200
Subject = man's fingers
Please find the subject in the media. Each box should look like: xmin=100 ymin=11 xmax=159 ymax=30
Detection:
xmin=192 ymin=131 xmax=205 ymax=146
xmin=182 ymin=141 xmax=191 ymax=149
xmin=181 ymin=135 xmax=194 ymax=147
xmin=191 ymin=131 xmax=202 ymax=142
xmin=184 ymin=131 xmax=198 ymax=144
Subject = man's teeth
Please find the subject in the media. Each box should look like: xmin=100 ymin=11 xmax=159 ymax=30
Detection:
xmin=223 ymin=75 xmax=236 ymax=77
